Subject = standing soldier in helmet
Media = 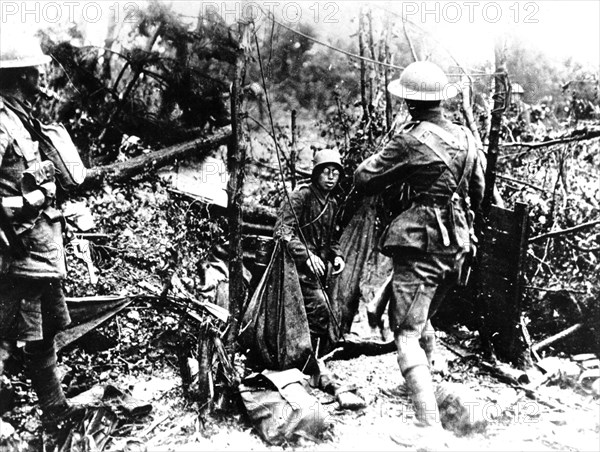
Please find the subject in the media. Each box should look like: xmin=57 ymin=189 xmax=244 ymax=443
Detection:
xmin=0 ymin=33 xmax=84 ymax=431
xmin=354 ymin=62 xmax=485 ymax=441
xmin=506 ymin=82 xmax=531 ymax=141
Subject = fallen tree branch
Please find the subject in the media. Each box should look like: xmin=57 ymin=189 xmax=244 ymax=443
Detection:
xmin=82 ymin=126 xmax=231 ymax=189
xmin=496 ymin=173 xmax=546 ymax=192
xmin=441 ymin=340 xmax=558 ymax=409
xmin=500 ymin=129 xmax=600 ymax=149
xmin=525 ymin=286 xmax=587 ymax=294
xmin=439 ymin=340 xmax=477 ymax=360
xmin=529 ymin=219 xmax=600 ymax=243
xmin=532 ymin=323 xmax=585 ymax=353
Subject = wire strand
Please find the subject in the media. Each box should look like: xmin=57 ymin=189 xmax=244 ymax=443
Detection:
xmin=253 ymin=27 xmax=343 ymax=336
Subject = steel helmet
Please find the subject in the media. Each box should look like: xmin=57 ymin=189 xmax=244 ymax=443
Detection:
xmin=511 ymin=83 xmax=525 ymax=94
xmin=0 ymin=32 xmax=51 ymax=69
xmin=312 ymin=149 xmax=342 ymax=175
xmin=388 ymin=61 xmax=459 ymax=101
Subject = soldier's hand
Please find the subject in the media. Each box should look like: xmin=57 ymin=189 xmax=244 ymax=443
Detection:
xmin=332 ymin=256 xmax=345 ymax=275
xmin=306 ymin=252 xmax=326 ymax=277
xmin=39 ymin=182 xmax=56 ymax=206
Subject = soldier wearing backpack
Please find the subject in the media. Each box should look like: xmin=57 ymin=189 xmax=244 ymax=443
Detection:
xmin=0 ymin=32 xmax=85 ymax=433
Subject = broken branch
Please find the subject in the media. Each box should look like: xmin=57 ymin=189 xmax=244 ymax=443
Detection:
xmin=529 ymin=219 xmax=600 ymax=243
xmin=531 ymin=323 xmax=585 ymax=353
xmin=500 ymin=129 xmax=600 ymax=149
xmin=496 ymin=173 xmax=547 ymax=192
xmin=82 ymin=126 xmax=231 ymax=189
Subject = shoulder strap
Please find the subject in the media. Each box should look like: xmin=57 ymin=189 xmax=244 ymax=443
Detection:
xmin=409 ymin=121 xmax=464 ymax=182
xmin=415 ymin=121 xmax=463 ymax=149
xmin=300 ymin=188 xmax=333 ymax=230
xmin=1 ymin=97 xmax=45 ymax=166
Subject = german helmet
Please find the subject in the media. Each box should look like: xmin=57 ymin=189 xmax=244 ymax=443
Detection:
xmin=388 ymin=61 xmax=459 ymax=101
xmin=312 ymin=149 xmax=342 ymax=175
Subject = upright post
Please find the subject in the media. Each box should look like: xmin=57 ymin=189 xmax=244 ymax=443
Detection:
xmin=225 ymin=18 xmax=251 ymax=349
xmin=482 ymin=40 xmax=508 ymax=216
xmin=290 ymin=109 xmax=297 ymax=189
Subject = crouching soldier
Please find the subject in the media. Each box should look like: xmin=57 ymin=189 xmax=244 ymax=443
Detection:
xmin=275 ymin=149 xmax=365 ymax=410
xmin=275 ymin=149 xmax=345 ymax=357
xmin=0 ymin=33 xmax=85 ymax=431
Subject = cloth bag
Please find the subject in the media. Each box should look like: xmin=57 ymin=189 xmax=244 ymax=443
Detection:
xmin=238 ymin=240 xmax=312 ymax=370
xmin=329 ymin=195 xmax=388 ymax=337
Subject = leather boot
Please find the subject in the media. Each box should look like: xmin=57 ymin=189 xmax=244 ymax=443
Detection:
xmin=24 ymin=343 xmax=84 ymax=431
xmin=404 ymin=365 xmax=441 ymax=427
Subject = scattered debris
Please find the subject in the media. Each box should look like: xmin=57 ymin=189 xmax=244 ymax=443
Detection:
xmin=239 ymin=369 xmax=328 ymax=445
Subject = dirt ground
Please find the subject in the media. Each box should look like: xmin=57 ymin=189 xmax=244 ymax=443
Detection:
xmin=2 ymin=296 xmax=598 ymax=452
xmin=1 ymin=164 xmax=598 ymax=451
xmin=102 ymin=308 xmax=599 ymax=452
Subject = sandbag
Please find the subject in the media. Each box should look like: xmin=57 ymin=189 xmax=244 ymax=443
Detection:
xmin=239 ymin=368 xmax=327 ymax=445
xmin=329 ymin=195 xmax=383 ymax=338
xmin=238 ymin=240 xmax=312 ymax=371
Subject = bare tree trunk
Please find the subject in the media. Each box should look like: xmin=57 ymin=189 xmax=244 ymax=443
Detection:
xmin=460 ymin=75 xmax=483 ymax=149
xmin=366 ymin=9 xmax=376 ymax=108
xmin=482 ymin=40 xmax=508 ymax=216
xmin=225 ymin=20 xmax=251 ymax=350
xmin=102 ymin=7 xmax=118 ymax=82
xmin=383 ymin=19 xmax=393 ymax=132
xmin=358 ymin=8 xmax=368 ymax=122
xmin=290 ymin=110 xmax=297 ymax=189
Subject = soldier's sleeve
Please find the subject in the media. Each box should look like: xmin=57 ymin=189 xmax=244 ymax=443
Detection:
xmin=353 ymin=136 xmax=411 ymax=195
xmin=274 ymin=187 xmax=310 ymax=265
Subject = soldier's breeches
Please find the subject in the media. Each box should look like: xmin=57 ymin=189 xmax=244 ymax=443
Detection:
xmin=390 ymin=249 xmax=463 ymax=374
xmin=298 ymin=271 xmax=329 ymax=338
xmin=389 ymin=250 xmax=461 ymax=337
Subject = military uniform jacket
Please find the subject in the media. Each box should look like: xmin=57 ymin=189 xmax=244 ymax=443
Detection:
xmin=275 ymin=182 xmax=342 ymax=270
xmin=0 ymin=95 xmax=66 ymax=278
xmin=354 ymin=107 xmax=485 ymax=255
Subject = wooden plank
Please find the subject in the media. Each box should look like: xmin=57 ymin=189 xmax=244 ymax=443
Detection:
xmin=488 ymin=205 xmax=516 ymax=231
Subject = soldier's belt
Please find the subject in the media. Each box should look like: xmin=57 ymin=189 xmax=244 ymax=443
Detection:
xmin=412 ymin=193 xmax=452 ymax=206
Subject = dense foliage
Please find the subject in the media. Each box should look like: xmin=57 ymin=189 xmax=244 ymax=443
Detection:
xmin=29 ymin=1 xmax=600 ymax=356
